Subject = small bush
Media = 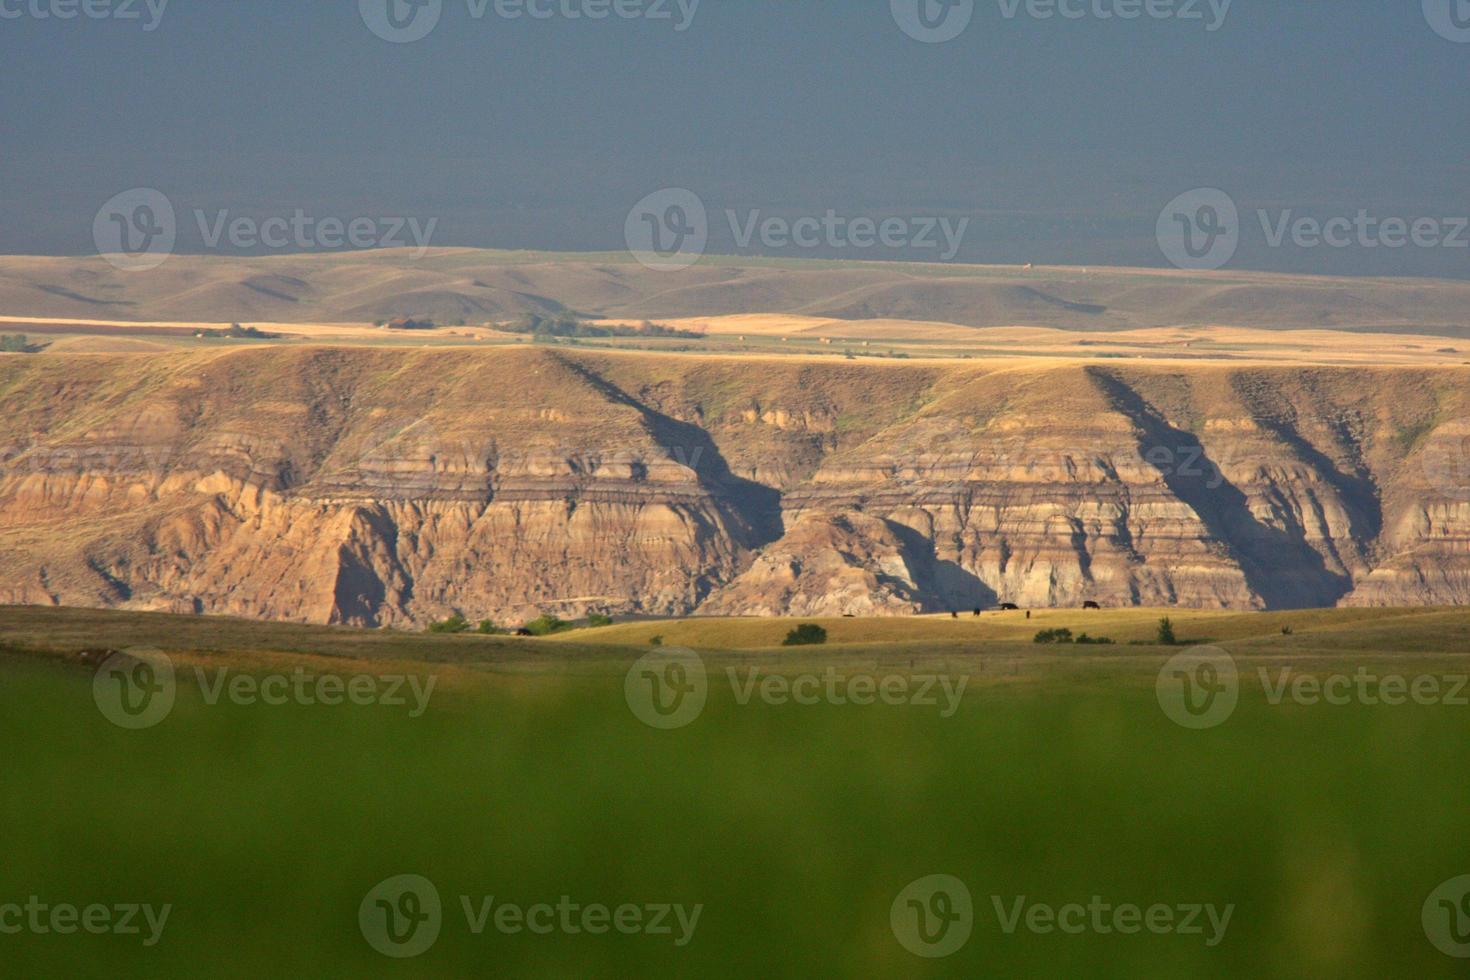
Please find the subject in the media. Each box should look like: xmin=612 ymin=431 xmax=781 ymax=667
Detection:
xmin=476 ymin=619 xmax=502 ymax=635
xmin=586 ymin=614 xmax=613 ymax=629
xmin=1157 ymin=617 xmax=1178 ymax=646
xmin=1 ymin=334 xmax=42 ymax=353
xmin=524 ymin=615 xmax=572 ymax=637
xmin=782 ymin=624 xmax=828 ymax=647
xmin=427 ymin=614 xmax=470 ymax=634
xmin=1281 ymin=626 xmax=1294 ymax=636
xmin=1075 ymin=633 xmax=1115 ymax=646
xmin=1033 ymin=628 xmax=1074 ymax=645
xmin=649 ymin=635 xmax=663 ymax=647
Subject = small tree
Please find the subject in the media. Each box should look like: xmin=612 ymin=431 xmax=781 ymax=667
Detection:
xmin=1157 ymin=617 xmax=1178 ymax=646
xmin=782 ymin=624 xmax=828 ymax=647
xmin=476 ymin=619 xmax=501 ymax=635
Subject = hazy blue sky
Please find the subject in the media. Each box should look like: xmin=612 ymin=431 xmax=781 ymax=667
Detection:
xmin=2 ymin=1 xmax=1467 ymax=277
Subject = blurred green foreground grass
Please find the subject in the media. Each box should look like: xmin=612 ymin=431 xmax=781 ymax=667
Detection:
xmin=3 ymin=646 xmax=1470 ymax=979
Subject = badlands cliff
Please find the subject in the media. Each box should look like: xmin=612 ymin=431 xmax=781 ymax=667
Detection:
xmin=1 ymin=346 xmax=1467 ymax=625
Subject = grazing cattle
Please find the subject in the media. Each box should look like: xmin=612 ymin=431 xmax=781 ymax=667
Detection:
xmin=514 ymin=628 xmax=535 ymax=637
xmin=1083 ymin=601 xmax=1102 ymax=610
xmin=999 ymin=603 xmax=1021 ymax=611
xmin=973 ymin=608 xmax=982 ymax=617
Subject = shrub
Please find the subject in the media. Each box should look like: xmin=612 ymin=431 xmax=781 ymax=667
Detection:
xmin=1281 ymin=625 xmax=1294 ymax=636
xmin=782 ymin=624 xmax=828 ymax=647
xmin=1033 ymin=628 xmax=1074 ymax=644
xmin=1075 ymin=633 xmax=1115 ymax=646
xmin=1156 ymin=617 xmax=1178 ymax=646
xmin=524 ymin=615 xmax=572 ymax=637
xmin=1 ymin=334 xmax=42 ymax=353
xmin=586 ymin=614 xmax=613 ymax=629
xmin=476 ymin=619 xmax=502 ymax=635
xmin=649 ymin=635 xmax=663 ymax=647
xmin=427 ymin=614 xmax=470 ymax=634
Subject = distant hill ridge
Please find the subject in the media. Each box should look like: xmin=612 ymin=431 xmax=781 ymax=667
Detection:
xmin=2 ymin=250 xmax=1468 ymax=335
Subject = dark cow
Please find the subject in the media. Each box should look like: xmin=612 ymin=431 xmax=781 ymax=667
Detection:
xmin=1083 ymin=601 xmax=1102 ymax=610
xmin=999 ymin=603 xmax=1021 ymax=611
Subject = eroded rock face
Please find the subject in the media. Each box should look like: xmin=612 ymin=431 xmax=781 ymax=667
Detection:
xmin=1 ymin=347 xmax=1467 ymax=624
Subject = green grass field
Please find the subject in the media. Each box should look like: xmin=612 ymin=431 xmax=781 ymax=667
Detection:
xmin=3 ymin=605 xmax=1470 ymax=977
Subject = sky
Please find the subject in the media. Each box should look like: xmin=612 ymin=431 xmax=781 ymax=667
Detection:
xmin=2 ymin=0 xmax=1468 ymax=277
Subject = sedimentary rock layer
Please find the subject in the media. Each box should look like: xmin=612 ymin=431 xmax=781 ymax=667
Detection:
xmin=1 ymin=346 xmax=1466 ymax=624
